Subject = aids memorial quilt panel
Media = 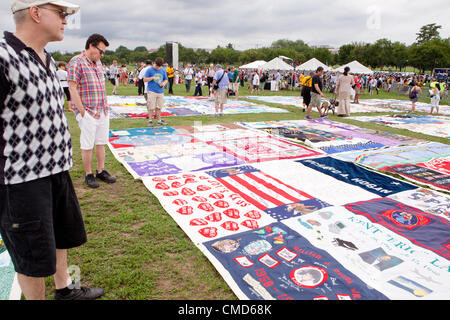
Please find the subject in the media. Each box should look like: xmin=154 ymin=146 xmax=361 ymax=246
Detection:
xmin=348 ymin=115 xmax=450 ymax=139
xmin=108 ymin=125 xmax=323 ymax=179
xmin=336 ymin=143 xmax=450 ymax=191
xmin=0 ymin=236 xmax=20 ymax=300
xmin=205 ymin=158 xmax=417 ymax=222
xmin=283 ymin=206 xmax=450 ymax=300
xmin=142 ymin=173 xmax=276 ymax=245
xmin=389 ymin=188 xmax=449 ymax=220
xmin=237 ymin=119 xmax=423 ymax=154
xmin=345 ymin=198 xmax=450 ymax=259
xmin=108 ymin=95 xmax=288 ymax=118
xmin=201 ymin=222 xmax=389 ymax=300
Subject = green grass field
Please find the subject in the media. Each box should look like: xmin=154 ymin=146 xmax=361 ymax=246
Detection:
xmin=43 ymin=82 xmax=448 ymax=300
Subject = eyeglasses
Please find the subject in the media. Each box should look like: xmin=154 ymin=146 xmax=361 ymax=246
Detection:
xmin=39 ymin=6 xmax=70 ymax=19
xmin=94 ymin=46 xmax=105 ymax=55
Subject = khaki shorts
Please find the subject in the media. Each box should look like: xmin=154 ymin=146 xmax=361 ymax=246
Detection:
xmin=215 ymin=89 xmax=228 ymax=105
xmin=147 ymin=91 xmax=165 ymax=111
xmin=233 ymin=83 xmax=240 ymax=92
xmin=310 ymin=92 xmax=322 ymax=108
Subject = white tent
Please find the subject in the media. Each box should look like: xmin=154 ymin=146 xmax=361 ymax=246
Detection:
xmin=297 ymin=58 xmax=331 ymax=72
xmin=260 ymin=57 xmax=294 ymax=71
xmin=239 ymin=60 xmax=267 ymax=70
xmin=335 ymin=60 xmax=374 ymax=74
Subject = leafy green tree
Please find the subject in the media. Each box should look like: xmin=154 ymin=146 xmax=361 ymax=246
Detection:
xmin=416 ymin=23 xmax=442 ymax=45
xmin=337 ymin=44 xmax=356 ymax=65
xmin=409 ymin=38 xmax=450 ymax=72
xmin=391 ymin=42 xmax=409 ymax=71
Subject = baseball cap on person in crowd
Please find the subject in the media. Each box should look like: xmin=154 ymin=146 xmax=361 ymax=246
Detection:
xmin=11 ymin=0 xmax=80 ymax=15
xmin=215 ymin=65 xmax=222 ymax=69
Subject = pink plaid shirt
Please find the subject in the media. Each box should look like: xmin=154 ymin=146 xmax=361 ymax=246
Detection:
xmin=67 ymin=52 xmax=108 ymax=119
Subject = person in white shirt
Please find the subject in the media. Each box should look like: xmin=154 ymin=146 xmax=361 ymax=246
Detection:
xmin=56 ymin=62 xmax=73 ymax=112
xmin=139 ymin=60 xmax=153 ymax=117
xmin=251 ymin=70 xmax=260 ymax=94
xmin=207 ymin=64 xmax=215 ymax=91
xmin=275 ymin=71 xmax=281 ymax=91
xmin=183 ymin=64 xmax=194 ymax=92
xmin=194 ymin=69 xmax=203 ymax=96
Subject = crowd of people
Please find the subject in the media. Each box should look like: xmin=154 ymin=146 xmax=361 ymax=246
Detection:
xmin=56 ymin=59 xmax=448 ymax=121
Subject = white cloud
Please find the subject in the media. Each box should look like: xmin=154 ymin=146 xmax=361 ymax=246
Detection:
xmin=0 ymin=0 xmax=448 ymax=52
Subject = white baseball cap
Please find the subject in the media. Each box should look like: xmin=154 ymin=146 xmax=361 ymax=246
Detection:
xmin=11 ymin=0 xmax=80 ymax=15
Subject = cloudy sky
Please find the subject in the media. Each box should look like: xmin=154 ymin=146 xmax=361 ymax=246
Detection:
xmin=0 ymin=0 xmax=448 ymax=53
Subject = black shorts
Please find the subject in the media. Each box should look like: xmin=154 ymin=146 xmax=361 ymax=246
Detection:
xmin=0 ymin=171 xmax=87 ymax=277
xmin=63 ymin=87 xmax=71 ymax=101
xmin=109 ymin=78 xmax=117 ymax=86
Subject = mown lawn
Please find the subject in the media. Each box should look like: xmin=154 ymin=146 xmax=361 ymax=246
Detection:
xmin=44 ymin=82 xmax=448 ymax=300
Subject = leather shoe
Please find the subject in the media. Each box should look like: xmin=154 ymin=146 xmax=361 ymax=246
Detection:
xmin=54 ymin=284 xmax=105 ymax=300
xmin=85 ymin=174 xmax=99 ymax=188
xmin=96 ymin=170 xmax=116 ymax=184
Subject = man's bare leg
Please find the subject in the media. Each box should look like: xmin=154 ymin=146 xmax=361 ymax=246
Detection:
xmin=95 ymin=145 xmax=105 ymax=173
xmin=54 ymin=249 xmax=72 ymax=290
xmin=17 ymin=274 xmax=45 ymax=300
xmin=81 ymin=149 xmax=93 ymax=175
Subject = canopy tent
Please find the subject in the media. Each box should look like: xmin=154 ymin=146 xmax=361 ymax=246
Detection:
xmin=335 ymin=60 xmax=374 ymax=74
xmin=260 ymin=57 xmax=294 ymax=71
xmin=297 ymin=58 xmax=332 ymax=72
xmin=239 ymin=60 xmax=267 ymax=70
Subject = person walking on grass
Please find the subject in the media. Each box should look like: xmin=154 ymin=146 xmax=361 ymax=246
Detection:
xmin=409 ymin=82 xmax=421 ymax=113
xmin=336 ymin=67 xmax=355 ymax=117
xmin=136 ymin=61 xmax=145 ymax=95
xmin=430 ymin=84 xmax=440 ymax=115
xmin=139 ymin=60 xmax=152 ymax=107
xmin=68 ymin=33 xmax=117 ymax=189
xmin=193 ymin=69 xmax=203 ymax=97
xmin=183 ymin=64 xmax=194 ymax=93
xmin=109 ymin=60 xmax=119 ymax=95
xmin=251 ymin=70 xmax=260 ymax=94
xmin=166 ymin=63 xmax=175 ymax=94
xmin=1 ymin=0 xmax=105 ymax=300
xmin=301 ymin=72 xmax=313 ymax=113
xmin=232 ymin=66 xmax=240 ymax=99
xmin=56 ymin=62 xmax=73 ymax=112
xmin=305 ymin=67 xmax=325 ymax=119
xmin=211 ymin=64 xmax=229 ymax=116
xmin=144 ymin=57 xmax=168 ymax=126
xmin=353 ymin=74 xmax=363 ymax=104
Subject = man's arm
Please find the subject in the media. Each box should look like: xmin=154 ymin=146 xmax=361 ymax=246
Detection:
xmin=314 ymin=83 xmax=324 ymax=97
xmin=68 ymin=80 xmax=85 ymax=117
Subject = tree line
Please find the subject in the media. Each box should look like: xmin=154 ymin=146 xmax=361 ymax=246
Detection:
xmin=52 ymin=24 xmax=449 ymax=73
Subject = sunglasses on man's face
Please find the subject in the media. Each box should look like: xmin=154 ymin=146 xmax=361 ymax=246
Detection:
xmin=94 ymin=46 xmax=105 ymax=55
xmin=38 ymin=6 xmax=71 ymax=19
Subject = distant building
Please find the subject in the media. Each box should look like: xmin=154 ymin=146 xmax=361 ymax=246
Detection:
xmin=192 ymin=48 xmax=214 ymax=53
xmin=311 ymin=45 xmax=339 ymax=54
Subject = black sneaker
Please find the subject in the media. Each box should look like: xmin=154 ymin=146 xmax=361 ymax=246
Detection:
xmin=54 ymin=284 xmax=105 ymax=300
xmin=96 ymin=170 xmax=116 ymax=184
xmin=85 ymin=174 xmax=99 ymax=188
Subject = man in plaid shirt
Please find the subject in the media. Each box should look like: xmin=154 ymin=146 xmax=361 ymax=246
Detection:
xmin=68 ymin=34 xmax=117 ymax=188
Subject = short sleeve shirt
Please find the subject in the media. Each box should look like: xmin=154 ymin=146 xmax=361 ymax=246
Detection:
xmin=67 ymin=52 xmax=108 ymax=119
xmin=311 ymin=75 xmax=323 ymax=94
xmin=213 ymin=69 xmax=229 ymax=90
xmin=145 ymin=67 xmax=168 ymax=94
